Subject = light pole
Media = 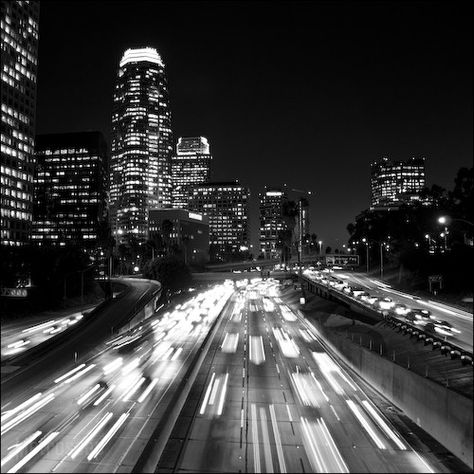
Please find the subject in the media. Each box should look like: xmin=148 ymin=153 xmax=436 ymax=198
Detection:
xmin=362 ymin=238 xmax=369 ymax=273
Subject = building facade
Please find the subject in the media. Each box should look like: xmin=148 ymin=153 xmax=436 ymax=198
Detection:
xmin=110 ymin=47 xmax=173 ymax=244
xmin=370 ymin=156 xmax=426 ymax=207
xmin=148 ymin=208 xmax=209 ymax=264
xmin=171 ymin=136 xmax=212 ymax=209
xmin=259 ymin=188 xmax=288 ymax=258
xmin=1 ymin=0 xmax=40 ymax=246
xmin=32 ymin=132 xmax=109 ymax=248
xmin=189 ymin=181 xmax=249 ymax=261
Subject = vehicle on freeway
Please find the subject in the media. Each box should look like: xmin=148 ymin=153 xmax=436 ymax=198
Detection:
xmin=404 ymin=312 xmax=417 ymax=323
xmin=410 ymin=308 xmax=431 ymax=321
xmin=350 ymin=287 xmax=366 ymax=297
xmin=361 ymin=294 xmax=378 ymax=305
xmin=374 ymin=297 xmax=395 ymax=310
xmin=355 ymin=291 xmax=370 ymax=300
xmin=404 ymin=309 xmax=430 ymax=325
xmin=343 ymin=285 xmax=353 ymax=294
xmin=393 ymin=303 xmax=410 ymax=316
xmin=332 ymin=280 xmax=347 ymax=290
xmin=433 ymin=319 xmax=461 ymax=336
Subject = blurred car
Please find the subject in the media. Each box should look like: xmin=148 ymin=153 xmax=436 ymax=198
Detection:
xmin=351 ymin=288 xmax=366 ymax=297
xmin=375 ymin=297 xmax=395 ymax=310
xmin=393 ymin=303 xmax=409 ymax=316
xmin=356 ymin=291 xmax=370 ymax=300
xmin=343 ymin=285 xmax=353 ymax=294
xmin=433 ymin=319 xmax=461 ymax=336
xmin=404 ymin=312 xmax=416 ymax=323
xmin=361 ymin=294 xmax=378 ymax=305
xmin=410 ymin=308 xmax=431 ymax=321
xmin=405 ymin=309 xmax=430 ymax=325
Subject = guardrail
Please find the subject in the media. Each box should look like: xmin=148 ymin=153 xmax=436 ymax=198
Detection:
xmin=299 ymin=275 xmax=474 ymax=365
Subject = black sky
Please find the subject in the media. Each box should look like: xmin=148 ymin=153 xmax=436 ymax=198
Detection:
xmin=35 ymin=0 xmax=473 ymax=251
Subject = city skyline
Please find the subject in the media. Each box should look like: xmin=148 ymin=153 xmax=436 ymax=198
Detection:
xmin=34 ymin=1 xmax=472 ymax=249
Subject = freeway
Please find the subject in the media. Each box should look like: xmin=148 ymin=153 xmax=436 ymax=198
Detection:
xmin=157 ymin=278 xmax=442 ymax=473
xmin=1 ymin=306 xmax=97 ymax=361
xmin=326 ymin=271 xmax=473 ymax=353
xmin=0 ymin=281 xmax=233 ymax=473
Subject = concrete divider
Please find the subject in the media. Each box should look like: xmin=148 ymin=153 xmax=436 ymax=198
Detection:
xmin=132 ymin=292 xmax=234 ymax=473
xmin=309 ymin=321 xmax=473 ymax=469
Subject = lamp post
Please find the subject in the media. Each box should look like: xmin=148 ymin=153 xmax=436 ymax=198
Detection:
xmin=438 ymin=216 xmax=473 ymax=248
xmin=362 ymin=238 xmax=369 ymax=273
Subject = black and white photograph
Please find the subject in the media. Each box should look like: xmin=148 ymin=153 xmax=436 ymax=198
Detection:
xmin=0 ymin=1 xmax=472 ymax=472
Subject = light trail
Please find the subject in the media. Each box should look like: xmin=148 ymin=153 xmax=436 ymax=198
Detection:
xmin=1 ymin=393 xmax=55 ymax=435
xmin=137 ymin=379 xmax=158 ymax=403
xmin=77 ymin=384 xmax=101 ymax=405
xmin=87 ymin=413 xmax=129 ymax=460
xmin=361 ymin=400 xmax=406 ymax=449
xmin=2 ymin=393 xmax=42 ymax=422
xmin=103 ymin=357 xmax=123 ymax=374
xmin=216 ymin=373 xmax=229 ymax=416
xmin=346 ymin=400 xmax=386 ymax=449
xmin=69 ymin=412 xmax=113 ymax=459
xmin=122 ymin=377 xmax=146 ymax=401
xmin=62 ymin=363 xmax=96 ymax=384
xmin=1 ymin=431 xmax=42 ymax=468
xmin=8 ymin=431 xmax=59 ymax=473
xmin=249 ymin=335 xmax=265 ymax=365
xmin=317 ymin=418 xmax=349 ymax=472
xmin=260 ymin=408 xmax=274 ymax=472
xmin=200 ymin=372 xmax=215 ymax=415
xmin=251 ymin=404 xmax=261 ymax=473
xmin=269 ymin=404 xmax=287 ymax=473
xmin=21 ymin=320 xmax=57 ymax=334
xmin=93 ymin=384 xmax=116 ymax=406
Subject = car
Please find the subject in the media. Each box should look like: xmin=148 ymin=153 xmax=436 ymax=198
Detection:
xmin=393 ymin=303 xmax=409 ymax=316
xmin=361 ymin=294 xmax=378 ymax=305
xmin=405 ymin=309 xmax=430 ymax=325
xmin=376 ymin=297 xmax=395 ymax=310
xmin=433 ymin=320 xmax=461 ymax=336
xmin=356 ymin=291 xmax=370 ymax=300
xmin=404 ymin=312 xmax=416 ymax=323
xmin=410 ymin=308 xmax=431 ymax=321
xmin=351 ymin=287 xmax=366 ymax=297
xmin=343 ymin=285 xmax=352 ymax=294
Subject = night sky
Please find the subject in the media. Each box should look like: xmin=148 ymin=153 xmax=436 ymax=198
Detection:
xmin=35 ymin=0 xmax=473 ymax=251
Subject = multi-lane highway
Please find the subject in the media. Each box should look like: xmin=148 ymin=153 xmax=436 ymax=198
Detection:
xmin=322 ymin=271 xmax=473 ymax=353
xmin=1 ymin=307 xmax=94 ymax=360
xmin=157 ymin=278 xmax=441 ymax=473
xmin=0 ymin=281 xmax=233 ymax=473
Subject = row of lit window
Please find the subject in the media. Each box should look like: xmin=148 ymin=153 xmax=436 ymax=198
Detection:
xmin=1 ymin=208 xmax=31 ymax=219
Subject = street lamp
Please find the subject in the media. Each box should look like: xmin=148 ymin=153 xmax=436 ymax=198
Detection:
xmin=318 ymin=240 xmax=323 ymax=255
xmin=362 ymin=238 xmax=369 ymax=273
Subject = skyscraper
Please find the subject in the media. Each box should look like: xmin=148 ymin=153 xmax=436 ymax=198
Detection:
xmin=32 ymin=132 xmax=109 ymax=249
xmin=171 ymin=136 xmax=212 ymax=209
xmin=1 ymin=0 xmax=40 ymax=246
xmin=189 ymin=181 xmax=249 ymax=261
xmin=110 ymin=47 xmax=173 ymax=244
xmin=259 ymin=188 xmax=288 ymax=259
xmin=370 ymin=156 xmax=426 ymax=208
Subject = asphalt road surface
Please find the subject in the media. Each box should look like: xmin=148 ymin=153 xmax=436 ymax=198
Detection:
xmin=157 ymin=278 xmax=442 ymax=473
xmin=1 ymin=278 xmax=234 ymax=473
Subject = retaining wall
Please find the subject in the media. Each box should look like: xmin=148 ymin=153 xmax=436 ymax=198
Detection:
xmin=326 ymin=331 xmax=473 ymax=468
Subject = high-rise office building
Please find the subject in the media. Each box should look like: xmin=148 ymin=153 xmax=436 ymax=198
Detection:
xmin=189 ymin=181 xmax=249 ymax=261
xmin=1 ymin=1 xmax=40 ymax=246
xmin=259 ymin=188 xmax=288 ymax=258
xmin=370 ymin=156 xmax=426 ymax=207
xmin=110 ymin=47 xmax=173 ymax=243
xmin=171 ymin=136 xmax=212 ymax=209
xmin=32 ymin=132 xmax=109 ymax=248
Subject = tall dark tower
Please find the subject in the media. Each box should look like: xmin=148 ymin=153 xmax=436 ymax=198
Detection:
xmin=1 ymin=1 xmax=40 ymax=246
xmin=110 ymin=47 xmax=173 ymax=243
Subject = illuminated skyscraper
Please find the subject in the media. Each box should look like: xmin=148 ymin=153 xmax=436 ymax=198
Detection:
xmin=171 ymin=136 xmax=212 ymax=209
xmin=110 ymin=47 xmax=173 ymax=243
xmin=259 ymin=188 xmax=288 ymax=258
xmin=189 ymin=181 xmax=249 ymax=261
xmin=32 ymin=132 xmax=109 ymax=249
xmin=370 ymin=156 xmax=426 ymax=207
xmin=1 ymin=1 xmax=40 ymax=246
